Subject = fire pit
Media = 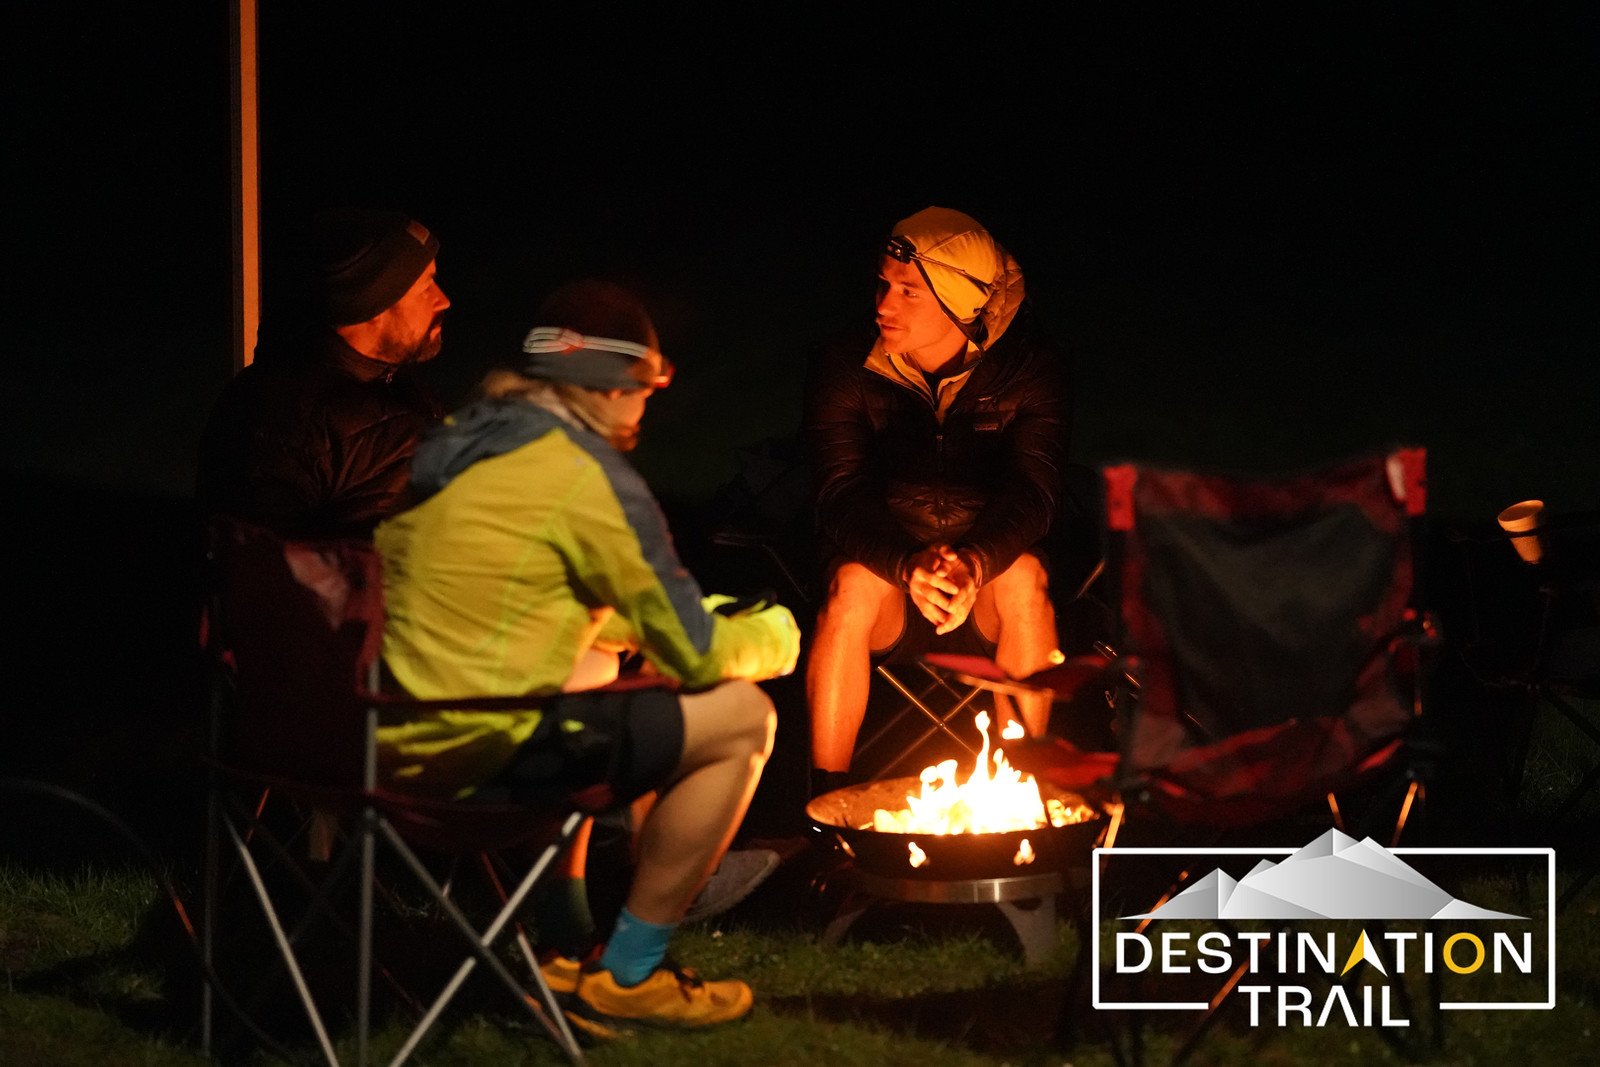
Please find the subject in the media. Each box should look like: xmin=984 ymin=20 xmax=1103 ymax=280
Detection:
xmin=805 ymin=712 xmax=1105 ymax=966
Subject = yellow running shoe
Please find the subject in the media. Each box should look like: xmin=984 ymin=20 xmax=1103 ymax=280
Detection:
xmin=538 ymin=954 xmax=582 ymax=996
xmin=566 ymin=962 xmax=753 ymax=1036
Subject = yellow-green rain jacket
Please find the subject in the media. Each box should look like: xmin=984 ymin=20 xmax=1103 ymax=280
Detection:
xmin=375 ymin=399 xmax=799 ymax=797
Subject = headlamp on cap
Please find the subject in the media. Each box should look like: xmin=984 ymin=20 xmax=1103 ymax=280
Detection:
xmin=884 ymin=234 xmax=994 ymax=297
xmin=521 ymin=327 xmax=674 ymax=391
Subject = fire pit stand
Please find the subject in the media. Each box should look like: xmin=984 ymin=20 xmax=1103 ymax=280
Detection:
xmin=820 ymin=866 xmax=1066 ymax=968
xmin=807 ymin=777 xmax=1104 ymax=968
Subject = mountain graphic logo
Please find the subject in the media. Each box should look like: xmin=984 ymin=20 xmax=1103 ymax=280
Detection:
xmin=1121 ymin=829 xmax=1525 ymax=921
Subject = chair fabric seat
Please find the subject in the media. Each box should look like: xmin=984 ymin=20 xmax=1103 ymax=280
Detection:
xmin=199 ymin=516 xmax=596 ymax=1065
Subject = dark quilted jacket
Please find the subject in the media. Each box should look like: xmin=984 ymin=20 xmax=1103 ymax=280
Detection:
xmin=803 ymin=303 xmax=1072 ymax=588
xmin=196 ymin=331 xmax=443 ymax=539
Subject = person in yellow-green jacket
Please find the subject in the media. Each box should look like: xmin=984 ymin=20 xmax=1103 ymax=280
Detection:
xmin=375 ymin=279 xmax=799 ymax=1037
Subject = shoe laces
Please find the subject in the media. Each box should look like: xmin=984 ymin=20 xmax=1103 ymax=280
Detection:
xmin=661 ymin=957 xmax=705 ymax=998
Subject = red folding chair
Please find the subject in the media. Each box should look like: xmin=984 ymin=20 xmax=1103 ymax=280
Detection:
xmin=925 ymin=447 xmax=1442 ymax=1063
xmin=934 ymin=448 xmax=1436 ymax=835
xmin=198 ymin=517 xmax=645 ymax=1066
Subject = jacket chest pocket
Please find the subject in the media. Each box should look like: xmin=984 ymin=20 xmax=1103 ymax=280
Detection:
xmin=970 ymin=395 xmax=1003 ymax=434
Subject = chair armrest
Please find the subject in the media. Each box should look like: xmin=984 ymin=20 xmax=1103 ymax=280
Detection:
xmin=922 ymin=651 xmax=1122 ymax=703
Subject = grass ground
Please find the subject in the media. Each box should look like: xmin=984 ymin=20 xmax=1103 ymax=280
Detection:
xmin=2 ymin=821 xmax=1597 ymax=1067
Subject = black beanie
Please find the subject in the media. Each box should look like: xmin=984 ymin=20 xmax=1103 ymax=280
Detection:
xmin=310 ymin=207 xmax=439 ymax=327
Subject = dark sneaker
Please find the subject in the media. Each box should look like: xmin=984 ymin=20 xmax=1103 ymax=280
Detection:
xmin=564 ymin=962 xmax=753 ymax=1037
xmin=682 ymin=848 xmax=779 ymax=923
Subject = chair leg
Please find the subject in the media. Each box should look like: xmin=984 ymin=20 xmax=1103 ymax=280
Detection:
xmin=1389 ymin=779 xmax=1423 ymax=848
xmin=476 ymin=852 xmax=544 ymax=980
xmin=1330 ymin=768 xmax=1427 ymax=850
xmin=857 ymin=665 xmax=984 ymax=778
xmin=357 ymin=805 xmax=377 ymax=1067
xmin=213 ymin=795 xmax=435 ymax=1064
xmin=377 ymin=812 xmax=588 ymax=1067
xmin=223 ymin=816 xmax=343 ymax=1065
xmin=1170 ymin=951 xmax=1254 ymax=1065
xmin=200 ymin=783 xmax=220 ymax=1056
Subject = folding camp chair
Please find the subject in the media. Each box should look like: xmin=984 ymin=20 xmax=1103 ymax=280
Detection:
xmin=198 ymin=516 xmax=631 ymax=1066
xmin=925 ymin=447 xmax=1441 ymax=1064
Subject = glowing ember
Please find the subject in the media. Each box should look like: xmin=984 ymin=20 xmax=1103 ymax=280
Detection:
xmin=871 ymin=710 xmax=1091 ymax=837
xmin=907 ymin=840 xmax=928 ymax=868
xmin=1014 ymin=838 xmax=1035 ymax=865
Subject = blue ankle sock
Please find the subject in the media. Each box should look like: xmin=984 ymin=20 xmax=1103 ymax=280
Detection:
xmin=598 ymin=907 xmax=676 ymax=987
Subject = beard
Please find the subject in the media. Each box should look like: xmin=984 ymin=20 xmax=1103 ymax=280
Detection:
xmin=412 ymin=323 xmax=443 ymax=363
xmin=372 ymin=316 xmax=443 ymax=365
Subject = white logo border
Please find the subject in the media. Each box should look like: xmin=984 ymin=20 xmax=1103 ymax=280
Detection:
xmin=1090 ymin=846 xmax=1556 ymax=1012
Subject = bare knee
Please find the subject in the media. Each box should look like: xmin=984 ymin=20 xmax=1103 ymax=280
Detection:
xmin=681 ymin=680 xmax=775 ymax=765
xmin=975 ymin=552 xmax=1056 ymax=647
xmin=821 ymin=562 xmax=896 ymax=618
xmin=990 ymin=551 xmax=1051 ymax=605
xmin=718 ymin=680 xmax=776 ymax=757
xmin=738 ymin=683 xmax=778 ymax=760
xmin=816 ymin=562 xmax=903 ymax=652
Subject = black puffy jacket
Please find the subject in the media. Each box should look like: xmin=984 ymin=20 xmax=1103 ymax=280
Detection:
xmin=196 ymin=330 xmax=443 ymax=539
xmin=803 ymin=302 xmax=1071 ymax=589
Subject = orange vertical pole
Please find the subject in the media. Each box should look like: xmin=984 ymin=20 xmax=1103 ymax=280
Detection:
xmin=229 ymin=0 xmax=260 ymax=371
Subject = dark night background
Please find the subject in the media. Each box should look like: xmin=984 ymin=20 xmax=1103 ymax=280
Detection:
xmin=5 ymin=2 xmax=1597 ymax=874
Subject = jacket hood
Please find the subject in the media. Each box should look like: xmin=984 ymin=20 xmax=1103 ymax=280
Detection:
xmin=408 ymin=399 xmax=570 ymax=503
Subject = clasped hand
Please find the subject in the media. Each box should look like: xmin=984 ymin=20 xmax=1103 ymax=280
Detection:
xmin=906 ymin=543 xmax=978 ymax=636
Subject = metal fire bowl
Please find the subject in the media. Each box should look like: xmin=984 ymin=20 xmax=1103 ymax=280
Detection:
xmin=805 ymin=776 xmax=1104 ymax=896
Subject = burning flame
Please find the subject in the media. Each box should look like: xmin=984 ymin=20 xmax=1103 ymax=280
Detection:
xmin=1014 ymin=838 xmax=1035 ymax=865
xmin=871 ymin=710 xmax=1092 ymax=839
xmin=907 ymin=841 xmax=928 ymax=868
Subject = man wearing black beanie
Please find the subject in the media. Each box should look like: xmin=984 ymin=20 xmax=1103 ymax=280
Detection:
xmin=196 ymin=206 xmax=450 ymax=539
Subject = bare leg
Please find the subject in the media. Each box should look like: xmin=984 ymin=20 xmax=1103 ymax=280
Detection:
xmin=623 ymin=681 xmax=776 ymax=925
xmin=562 ymin=647 xmax=621 ymax=692
xmin=559 ymin=816 xmax=592 ymax=879
xmin=806 ymin=562 xmax=905 ymax=773
xmin=973 ymin=552 xmax=1058 ymax=737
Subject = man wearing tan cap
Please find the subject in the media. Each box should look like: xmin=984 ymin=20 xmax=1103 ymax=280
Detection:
xmin=802 ymin=205 xmax=1072 ymax=796
xmin=197 ymin=206 xmax=450 ymax=539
